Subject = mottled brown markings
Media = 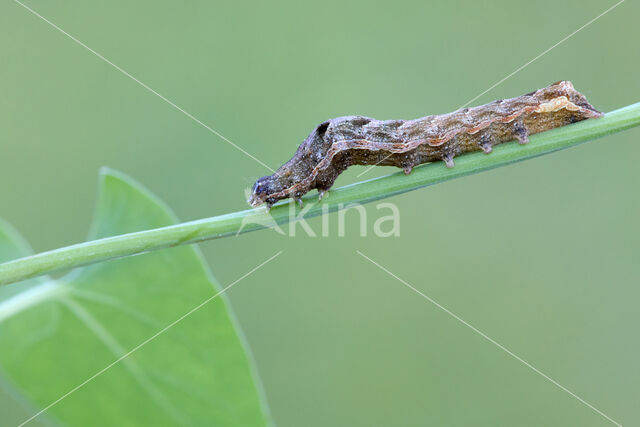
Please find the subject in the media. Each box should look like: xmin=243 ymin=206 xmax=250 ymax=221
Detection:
xmin=248 ymin=81 xmax=602 ymax=209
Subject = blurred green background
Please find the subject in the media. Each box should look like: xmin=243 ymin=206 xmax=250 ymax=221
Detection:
xmin=1 ymin=0 xmax=639 ymax=425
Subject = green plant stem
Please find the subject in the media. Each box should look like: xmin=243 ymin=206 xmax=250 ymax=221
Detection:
xmin=1 ymin=103 xmax=640 ymax=286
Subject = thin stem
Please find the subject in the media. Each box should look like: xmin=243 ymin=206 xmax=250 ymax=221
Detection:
xmin=2 ymin=103 xmax=639 ymax=286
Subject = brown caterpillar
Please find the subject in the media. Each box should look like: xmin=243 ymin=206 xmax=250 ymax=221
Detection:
xmin=249 ymin=81 xmax=602 ymax=209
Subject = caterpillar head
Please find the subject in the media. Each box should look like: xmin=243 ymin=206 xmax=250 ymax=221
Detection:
xmin=248 ymin=175 xmax=278 ymax=208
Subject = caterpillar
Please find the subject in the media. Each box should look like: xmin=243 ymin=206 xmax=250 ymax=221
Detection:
xmin=248 ymin=81 xmax=602 ymax=209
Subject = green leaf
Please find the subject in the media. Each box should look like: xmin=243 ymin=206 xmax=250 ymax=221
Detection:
xmin=0 ymin=220 xmax=51 ymax=426
xmin=0 ymin=169 xmax=271 ymax=426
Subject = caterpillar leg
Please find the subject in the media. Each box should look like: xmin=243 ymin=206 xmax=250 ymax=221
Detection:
xmin=513 ymin=119 xmax=529 ymax=144
xmin=399 ymin=152 xmax=419 ymax=175
xmin=478 ymin=133 xmax=493 ymax=153
xmin=442 ymin=154 xmax=455 ymax=168
xmin=440 ymin=138 xmax=458 ymax=168
xmin=265 ymin=197 xmax=278 ymax=213
xmin=316 ymin=182 xmax=333 ymax=201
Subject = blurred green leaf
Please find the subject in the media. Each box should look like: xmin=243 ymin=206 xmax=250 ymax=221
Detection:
xmin=0 ymin=220 xmax=51 ymax=426
xmin=0 ymin=169 xmax=270 ymax=426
